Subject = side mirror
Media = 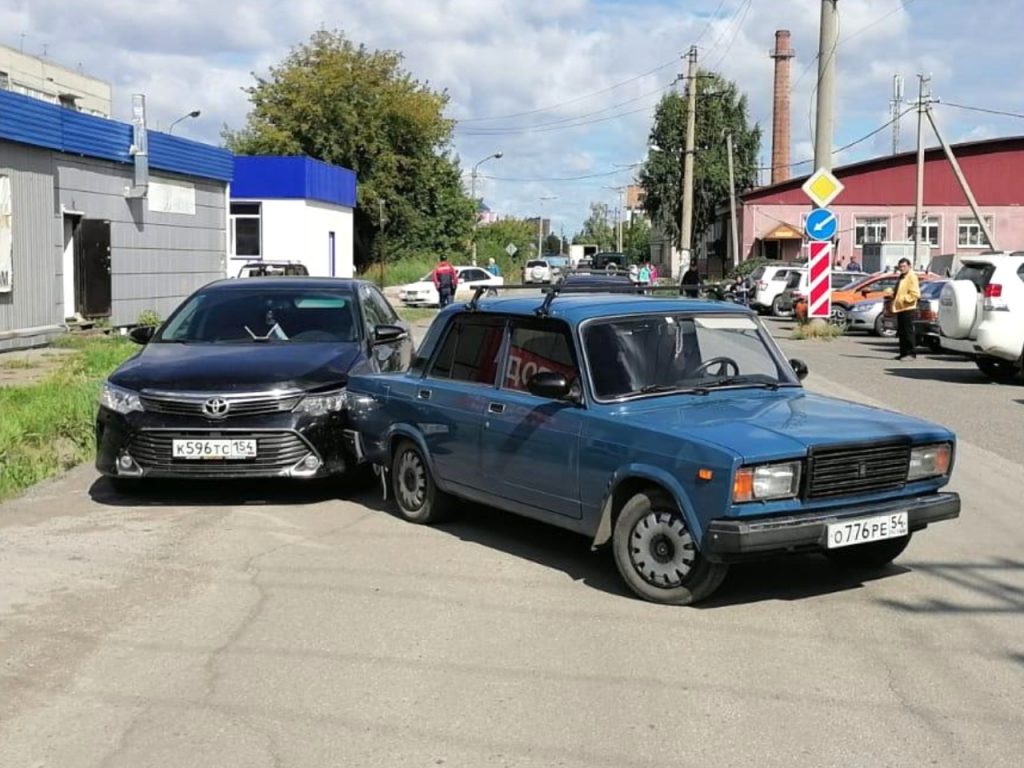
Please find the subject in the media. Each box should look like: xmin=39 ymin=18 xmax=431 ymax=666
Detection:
xmin=527 ymin=371 xmax=574 ymax=401
xmin=861 ymin=288 xmax=871 ymax=296
xmin=129 ymin=325 xmax=155 ymax=345
xmin=789 ymin=358 xmax=809 ymax=381
xmin=373 ymin=324 xmax=407 ymax=344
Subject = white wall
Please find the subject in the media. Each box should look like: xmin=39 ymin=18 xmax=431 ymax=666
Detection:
xmin=251 ymin=198 xmax=354 ymax=278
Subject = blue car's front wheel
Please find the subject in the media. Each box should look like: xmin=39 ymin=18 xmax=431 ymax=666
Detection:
xmin=612 ymin=489 xmax=728 ymax=605
xmin=391 ymin=440 xmax=451 ymax=524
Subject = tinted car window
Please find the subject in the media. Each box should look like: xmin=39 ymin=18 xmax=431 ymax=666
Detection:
xmin=784 ymin=272 xmax=802 ymax=289
xmin=504 ymin=320 xmax=579 ymax=392
xmin=955 ymin=263 xmax=997 ymax=291
xmin=460 ymin=269 xmax=489 ymax=282
xmin=428 ymin=317 xmax=505 ymax=384
xmin=870 ymin=276 xmax=898 ymax=292
xmin=525 ymin=260 xmax=547 ymax=269
xmin=366 ymin=285 xmax=399 ymax=324
xmin=920 ymin=281 xmax=948 ymax=299
xmin=157 ymin=289 xmax=357 ymax=343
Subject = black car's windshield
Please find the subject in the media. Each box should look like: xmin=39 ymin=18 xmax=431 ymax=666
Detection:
xmin=583 ymin=314 xmax=794 ymax=400
xmin=155 ymin=289 xmax=358 ymax=344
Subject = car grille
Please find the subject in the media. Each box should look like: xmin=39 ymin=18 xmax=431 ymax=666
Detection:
xmin=129 ymin=431 xmax=312 ymax=476
xmin=140 ymin=391 xmax=303 ymax=418
xmin=806 ymin=443 xmax=910 ymax=499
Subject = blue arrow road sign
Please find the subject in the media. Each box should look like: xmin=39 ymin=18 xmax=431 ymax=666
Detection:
xmin=805 ymin=208 xmax=837 ymax=241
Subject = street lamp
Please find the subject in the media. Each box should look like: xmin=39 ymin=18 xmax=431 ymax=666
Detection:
xmin=604 ymin=185 xmax=626 ymax=253
xmin=168 ymin=109 xmax=201 ymax=134
xmin=470 ymin=151 xmax=504 ymax=265
xmin=537 ymin=195 xmax=557 ymax=259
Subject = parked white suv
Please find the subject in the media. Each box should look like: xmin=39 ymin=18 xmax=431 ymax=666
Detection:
xmin=939 ymin=252 xmax=1024 ymax=380
xmin=749 ymin=264 xmax=807 ymax=315
xmin=523 ymin=259 xmax=554 ymax=284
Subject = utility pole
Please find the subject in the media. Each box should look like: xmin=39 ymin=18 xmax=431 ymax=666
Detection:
xmin=679 ymin=45 xmax=698 ymax=279
xmin=378 ymin=199 xmax=386 ymax=287
xmin=890 ymin=74 xmax=904 ymax=155
xmin=913 ymin=74 xmax=930 ymax=268
xmin=537 ymin=196 xmax=556 ymax=259
xmin=605 ymin=186 xmax=625 ymax=252
xmin=813 ymin=0 xmax=839 ymax=172
xmin=726 ymin=133 xmax=740 ymax=269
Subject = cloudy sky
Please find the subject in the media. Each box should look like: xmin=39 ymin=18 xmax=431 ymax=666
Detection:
xmin=4 ymin=0 xmax=1022 ymax=233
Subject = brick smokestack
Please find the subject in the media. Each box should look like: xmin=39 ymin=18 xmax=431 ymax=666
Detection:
xmin=770 ymin=30 xmax=795 ymax=184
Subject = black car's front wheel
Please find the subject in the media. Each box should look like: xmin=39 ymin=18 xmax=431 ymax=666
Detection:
xmin=391 ymin=440 xmax=451 ymax=524
xmin=612 ymin=489 xmax=728 ymax=605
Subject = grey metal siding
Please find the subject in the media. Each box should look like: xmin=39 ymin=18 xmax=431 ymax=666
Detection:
xmin=55 ymin=156 xmax=226 ymax=326
xmin=0 ymin=142 xmax=60 ymax=352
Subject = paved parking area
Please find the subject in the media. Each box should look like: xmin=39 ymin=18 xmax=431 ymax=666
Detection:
xmin=1 ymin=319 xmax=1023 ymax=767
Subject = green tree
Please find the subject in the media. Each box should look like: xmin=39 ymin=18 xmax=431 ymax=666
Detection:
xmin=224 ymin=30 xmax=475 ymax=269
xmin=573 ymin=202 xmax=616 ymax=250
xmin=624 ymin=216 xmax=651 ymax=263
xmin=475 ymin=218 xmax=537 ymax=274
xmin=639 ymin=72 xmax=760 ymax=251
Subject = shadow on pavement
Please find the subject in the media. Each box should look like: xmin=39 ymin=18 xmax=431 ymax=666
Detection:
xmin=876 ymin=558 xmax=1024 ymax=614
xmin=87 ymin=474 xmax=375 ymax=508
xmin=883 ymin=366 xmax=992 ymax=385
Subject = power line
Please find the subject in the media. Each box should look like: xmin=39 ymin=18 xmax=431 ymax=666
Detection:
xmin=458 ymin=99 xmax=664 ymax=137
xmin=940 ymin=101 xmax=1024 ymax=121
xmin=705 ymin=0 xmax=754 ymax=72
xmin=480 ymin=166 xmax=639 ymax=183
xmin=457 ymin=81 xmax=676 ymax=135
xmin=452 ymin=57 xmax=680 ymax=124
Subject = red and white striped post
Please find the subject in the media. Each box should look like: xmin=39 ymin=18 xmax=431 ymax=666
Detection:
xmin=808 ymin=241 xmax=832 ymax=319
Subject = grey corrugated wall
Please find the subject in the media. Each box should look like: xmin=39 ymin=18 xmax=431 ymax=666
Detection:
xmin=0 ymin=143 xmax=61 ymax=352
xmin=56 ymin=157 xmax=226 ymax=327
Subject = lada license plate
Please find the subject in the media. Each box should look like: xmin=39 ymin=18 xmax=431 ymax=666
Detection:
xmin=172 ymin=439 xmax=257 ymax=460
xmin=826 ymin=512 xmax=908 ymax=549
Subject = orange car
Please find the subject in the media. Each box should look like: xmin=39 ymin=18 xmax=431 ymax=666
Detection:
xmin=828 ymin=271 xmax=941 ymax=329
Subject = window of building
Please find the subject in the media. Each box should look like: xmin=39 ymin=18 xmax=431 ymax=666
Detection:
xmin=230 ymin=202 xmax=261 ymax=257
xmin=10 ymin=81 xmax=57 ymax=104
xmin=0 ymin=71 xmax=9 ymax=90
xmin=427 ymin=317 xmax=505 ymax=385
xmin=58 ymin=94 xmax=79 ymax=110
xmin=854 ymin=216 xmax=888 ymax=247
xmin=504 ymin=319 xmax=579 ymax=393
xmin=957 ymin=215 xmax=994 ymax=248
xmin=906 ymin=215 xmax=940 ymax=247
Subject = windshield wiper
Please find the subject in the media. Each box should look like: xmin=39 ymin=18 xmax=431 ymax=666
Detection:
xmin=698 ymin=376 xmax=780 ymax=391
xmin=636 ymin=384 xmax=685 ymax=395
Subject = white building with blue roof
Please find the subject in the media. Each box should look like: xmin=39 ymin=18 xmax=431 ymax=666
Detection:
xmin=230 ymin=156 xmax=356 ymax=279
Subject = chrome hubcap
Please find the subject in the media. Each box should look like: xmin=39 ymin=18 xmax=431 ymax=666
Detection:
xmin=396 ymin=451 xmax=426 ymax=511
xmin=629 ymin=511 xmax=696 ymax=588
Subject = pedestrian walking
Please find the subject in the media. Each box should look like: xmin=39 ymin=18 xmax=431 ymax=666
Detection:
xmin=649 ymin=262 xmax=659 ymax=283
xmin=681 ymin=265 xmax=702 ymax=298
xmin=433 ymin=255 xmax=458 ymax=307
xmin=638 ymin=262 xmax=651 ymax=286
xmin=891 ymin=258 xmax=921 ymax=360
xmin=485 ymin=257 xmax=501 ymax=277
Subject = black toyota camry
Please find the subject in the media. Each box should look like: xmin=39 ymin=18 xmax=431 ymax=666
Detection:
xmin=96 ymin=278 xmax=412 ymax=487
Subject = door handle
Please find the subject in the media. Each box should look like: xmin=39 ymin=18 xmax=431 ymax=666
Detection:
xmin=488 ymin=402 xmax=505 ymax=414
xmin=417 ymin=389 xmax=432 ymax=401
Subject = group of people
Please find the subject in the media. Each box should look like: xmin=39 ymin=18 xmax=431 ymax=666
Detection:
xmin=627 ymin=262 xmax=660 ymax=286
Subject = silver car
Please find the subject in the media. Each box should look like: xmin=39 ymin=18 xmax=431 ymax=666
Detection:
xmin=847 ymin=298 xmax=896 ymax=337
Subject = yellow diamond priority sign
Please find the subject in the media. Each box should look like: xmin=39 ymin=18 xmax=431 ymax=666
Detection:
xmin=802 ymin=167 xmax=844 ymax=208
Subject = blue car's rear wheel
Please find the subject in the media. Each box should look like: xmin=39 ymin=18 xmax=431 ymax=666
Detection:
xmin=612 ymin=489 xmax=728 ymax=605
xmin=391 ymin=440 xmax=450 ymax=524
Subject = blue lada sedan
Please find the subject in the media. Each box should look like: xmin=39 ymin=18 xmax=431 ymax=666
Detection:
xmin=346 ymin=293 xmax=960 ymax=605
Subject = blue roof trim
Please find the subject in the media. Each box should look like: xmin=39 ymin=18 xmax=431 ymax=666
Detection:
xmin=0 ymin=89 xmax=232 ymax=181
xmin=232 ymin=155 xmax=357 ymax=208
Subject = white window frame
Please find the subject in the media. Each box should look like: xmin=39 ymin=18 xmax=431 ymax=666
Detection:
xmin=854 ymin=215 xmax=889 ymax=248
xmin=905 ymin=213 xmax=941 ymax=249
xmin=229 ymin=201 xmax=262 ymax=258
xmin=957 ymin=214 xmax=995 ymax=249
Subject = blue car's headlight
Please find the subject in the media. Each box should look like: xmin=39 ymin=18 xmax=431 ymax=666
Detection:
xmin=99 ymin=382 xmax=143 ymax=414
xmin=733 ymin=460 xmax=802 ymax=503
xmin=295 ymin=388 xmax=348 ymax=416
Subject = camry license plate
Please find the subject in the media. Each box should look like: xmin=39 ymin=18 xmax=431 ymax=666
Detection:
xmin=826 ymin=512 xmax=908 ymax=549
xmin=171 ymin=439 xmax=257 ymax=460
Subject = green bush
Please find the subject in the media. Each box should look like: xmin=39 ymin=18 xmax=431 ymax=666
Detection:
xmin=727 ymin=257 xmax=768 ymax=281
xmin=791 ymin=321 xmax=843 ymax=341
xmin=136 ymin=309 xmax=161 ymax=327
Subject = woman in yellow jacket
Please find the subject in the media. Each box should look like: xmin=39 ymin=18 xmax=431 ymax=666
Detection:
xmin=891 ymin=258 xmax=921 ymax=360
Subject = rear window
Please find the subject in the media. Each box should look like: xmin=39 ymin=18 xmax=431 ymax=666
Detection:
xmin=749 ymin=266 xmax=766 ymax=280
xmin=526 ymin=260 xmax=547 ymax=268
xmin=955 ymin=263 xmax=997 ymax=291
xmin=920 ymin=281 xmax=948 ymax=299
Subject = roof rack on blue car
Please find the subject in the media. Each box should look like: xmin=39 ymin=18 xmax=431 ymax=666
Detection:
xmin=467 ymin=283 xmax=683 ymax=316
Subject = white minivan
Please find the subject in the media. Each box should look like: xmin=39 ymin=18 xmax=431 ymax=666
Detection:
xmin=939 ymin=252 xmax=1024 ymax=380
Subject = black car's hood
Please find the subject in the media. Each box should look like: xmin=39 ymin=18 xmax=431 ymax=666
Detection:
xmin=110 ymin=342 xmax=364 ymax=393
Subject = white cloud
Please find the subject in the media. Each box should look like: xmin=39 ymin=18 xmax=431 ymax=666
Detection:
xmin=6 ymin=0 xmax=1023 ymax=233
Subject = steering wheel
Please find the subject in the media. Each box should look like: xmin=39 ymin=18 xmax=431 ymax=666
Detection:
xmin=694 ymin=356 xmax=740 ymax=378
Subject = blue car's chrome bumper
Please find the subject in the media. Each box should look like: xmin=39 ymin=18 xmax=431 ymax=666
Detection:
xmin=703 ymin=492 xmax=960 ymax=561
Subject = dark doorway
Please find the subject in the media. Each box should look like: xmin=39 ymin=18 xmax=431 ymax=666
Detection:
xmin=76 ymin=219 xmax=112 ymax=318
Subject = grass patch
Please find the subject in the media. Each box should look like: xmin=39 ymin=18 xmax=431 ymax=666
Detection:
xmin=358 ymin=255 xmax=437 ymax=288
xmin=791 ymin=321 xmax=844 ymax=341
xmin=0 ymin=356 xmax=37 ymax=370
xmin=396 ymin=306 xmax=438 ymax=324
xmin=0 ymin=335 xmax=136 ymax=501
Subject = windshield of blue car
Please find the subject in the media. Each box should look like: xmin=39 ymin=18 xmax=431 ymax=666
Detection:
xmin=155 ymin=289 xmax=359 ymax=343
xmin=582 ymin=314 xmax=794 ymax=400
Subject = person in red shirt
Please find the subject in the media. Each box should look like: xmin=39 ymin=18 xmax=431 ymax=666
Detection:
xmin=432 ymin=255 xmax=458 ymax=307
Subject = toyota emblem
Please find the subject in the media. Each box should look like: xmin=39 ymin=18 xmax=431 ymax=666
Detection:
xmin=202 ymin=397 xmax=230 ymax=418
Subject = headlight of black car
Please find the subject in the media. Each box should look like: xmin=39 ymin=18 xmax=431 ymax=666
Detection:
xmin=907 ymin=443 xmax=952 ymax=481
xmin=98 ymin=382 xmax=143 ymax=415
xmin=733 ymin=460 xmax=802 ymax=503
xmin=294 ymin=388 xmax=348 ymax=416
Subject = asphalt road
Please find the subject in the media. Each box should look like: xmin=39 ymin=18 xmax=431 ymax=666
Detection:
xmin=2 ymin=321 xmax=1023 ymax=768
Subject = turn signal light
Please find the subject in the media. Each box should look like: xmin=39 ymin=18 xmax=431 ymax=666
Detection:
xmin=698 ymin=468 xmax=714 ymax=482
xmin=733 ymin=469 xmax=755 ymax=503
